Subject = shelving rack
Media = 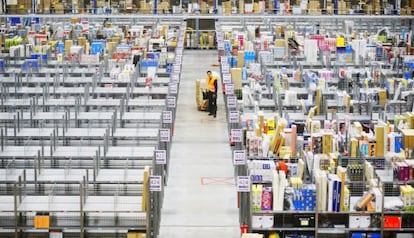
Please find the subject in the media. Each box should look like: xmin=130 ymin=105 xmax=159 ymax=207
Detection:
xmin=0 ymin=15 xmax=187 ymax=238
xmin=217 ymin=15 xmax=414 ymax=238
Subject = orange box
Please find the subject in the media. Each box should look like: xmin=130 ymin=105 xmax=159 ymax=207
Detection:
xmin=34 ymin=215 xmax=50 ymax=229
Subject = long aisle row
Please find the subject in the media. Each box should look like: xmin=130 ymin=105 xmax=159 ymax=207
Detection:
xmin=158 ymin=50 xmax=240 ymax=237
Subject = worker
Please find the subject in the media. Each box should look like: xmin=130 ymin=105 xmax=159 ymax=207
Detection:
xmin=206 ymin=70 xmax=217 ymax=118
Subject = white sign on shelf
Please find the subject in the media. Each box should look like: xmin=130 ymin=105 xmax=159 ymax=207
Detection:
xmin=169 ymin=83 xmax=178 ymax=94
xmin=227 ymin=95 xmax=237 ymax=108
xmin=237 ymin=176 xmax=250 ymax=192
xmin=225 ymin=83 xmax=235 ymax=95
xmin=231 ymin=129 xmax=243 ymax=142
xmin=150 ymin=175 xmax=162 ymax=191
xmin=233 ymin=150 xmax=246 ymax=165
xmin=49 ymin=231 xmax=63 ymax=238
xmin=229 ymin=111 xmax=240 ymax=123
xmin=171 ymin=74 xmax=179 ymax=84
xmin=167 ymin=96 xmax=176 ymax=108
xmin=221 ymin=56 xmax=228 ymax=64
xmin=173 ymin=64 xmax=181 ymax=73
xmin=223 ymin=74 xmax=232 ymax=84
xmin=155 ymin=150 xmax=167 ymax=165
xmin=162 ymin=110 xmax=172 ymax=124
xmin=159 ymin=128 xmax=170 ymax=142
xmin=222 ymin=65 xmax=230 ymax=74
xmin=372 ymin=112 xmax=379 ymax=121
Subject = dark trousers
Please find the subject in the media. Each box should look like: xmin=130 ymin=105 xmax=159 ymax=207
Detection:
xmin=207 ymin=91 xmax=217 ymax=115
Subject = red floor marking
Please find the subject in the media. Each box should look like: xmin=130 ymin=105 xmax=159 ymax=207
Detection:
xmin=201 ymin=177 xmax=235 ymax=185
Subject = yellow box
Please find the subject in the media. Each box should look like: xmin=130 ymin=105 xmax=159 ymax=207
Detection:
xmin=237 ymin=51 xmax=244 ymax=68
xmin=337 ymin=37 xmax=345 ymax=47
xmin=322 ymin=132 xmax=333 ymax=154
xmin=351 ymin=138 xmax=359 ymax=157
xmin=401 ymin=129 xmax=414 ymax=148
xmin=375 ymin=125 xmax=385 ymax=157
xmin=34 ymin=215 xmax=50 ymax=229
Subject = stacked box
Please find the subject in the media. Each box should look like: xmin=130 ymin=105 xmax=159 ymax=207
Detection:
xmin=64 ymin=40 xmax=73 ymax=56
xmin=375 ymin=125 xmax=385 ymax=157
xmin=364 ymin=4 xmax=373 ymax=14
xmin=43 ymin=0 xmax=51 ymax=13
xmin=54 ymin=3 xmax=65 ymax=14
xmin=338 ymin=0 xmax=347 ymax=14
xmin=239 ymin=0 xmax=244 ymax=13
xmin=373 ymin=0 xmax=381 ymax=14
xmin=222 ymin=1 xmax=232 ymax=14
xmin=139 ymin=0 xmax=151 ymax=13
xmin=322 ymin=132 xmax=333 ymax=155
xmin=308 ymin=0 xmax=321 ymax=15
xmin=231 ymin=68 xmax=242 ymax=89
xmin=401 ymin=129 xmax=414 ymax=150
xmin=200 ymin=1 xmax=208 ymax=13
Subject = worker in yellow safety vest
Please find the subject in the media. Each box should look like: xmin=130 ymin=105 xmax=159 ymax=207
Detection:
xmin=206 ymin=70 xmax=217 ymax=118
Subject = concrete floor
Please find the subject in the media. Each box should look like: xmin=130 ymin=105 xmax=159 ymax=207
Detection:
xmin=158 ymin=50 xmax=240 ymax=238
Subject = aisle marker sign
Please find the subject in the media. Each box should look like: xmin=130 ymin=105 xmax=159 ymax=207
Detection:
xmin=229 ymin=110 xmax=240 ymax=123
xmin=223 ymin=74 xmax=231 ymax=84
xmin=227 ymin=95 xmax=237 ymax=108
xmin=155 ymin=150 xmax=167 ymax=165
xmin=231 ymin=129 xmax=243 ymax=142
xmin=159 ymin=128 xmax=170 ymax=142
xmin=237 ymin=176 xmax=250 ymax=192
xmin=233 ymin=150 xmax=246 ymax=165
xmin=173 ymin=64 xmax=180 ymax=73
xmin=225 ymin=83 xmax=234 ymax=95
xmin=162 ymin=111 xmax=172 ymax=124
xmin=171 ymin=74 xmax=179 ymax=84
xmin=222 ymin=65 xmax=230 ymax=74
xmin=169 ymin=83 xmax=178 ymax=94
xmin=167 ymin=96 xmax=176 ymax=108
xmin=150 ymin=175 xmax=162 ymax=191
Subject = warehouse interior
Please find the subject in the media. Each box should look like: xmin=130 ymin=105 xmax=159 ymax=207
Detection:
xmin=0 ymin=1 xmax=414 ymax=238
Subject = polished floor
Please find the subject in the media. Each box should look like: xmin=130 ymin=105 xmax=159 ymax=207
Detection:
xmin=158 ymin=50 xmax=240 ymax=237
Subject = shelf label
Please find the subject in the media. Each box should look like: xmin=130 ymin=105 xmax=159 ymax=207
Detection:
xmin=169 ymin=83 xmax=178 ymax=94
xmin=162 ymin=110 xmax=172 ymax=124
xmin=225 ymin=83 xmax=234 ymax=95
xmin=150 ymin=175 xmax=162 ymax=191
xmin=222 ymin=65 xmax=230 ymax=74
xmin=233 ymin=150 xmax=246 ymax=165
xmin=223 ymin=73 xmax=231 ymax=84
xmin=155 ymin=150 xmax=167 ymax=165
xmin=173 ymin=64 xmax=181 ymax=73
xmin=227 ymin=95 xmax=237 ymax=108
xmin=237 ymin=176 xmax=250 ymax=192
xmin=229 ymin=110 xmax=240 ymax=123
xmin=167 ymin=96 xmax=176 ymax=108
xmin=171 ymin=74 xmax=179 ymax=84
xmin=159 ymin=128 xmax=170 ymax=142
xmin=231 ymin=129 xmax=243 ymax=143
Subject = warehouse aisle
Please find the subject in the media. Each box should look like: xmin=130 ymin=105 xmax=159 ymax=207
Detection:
xmin=158 ymin=50 xmax=240 ymax=238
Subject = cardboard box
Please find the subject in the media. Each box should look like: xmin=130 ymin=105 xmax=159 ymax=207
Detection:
xmin=375 ymin=125 xmax=385 ymax=157
xmin=401 ymin=129 xmax=414 ymax=149
xmin=231 ymin=67 xmax=242 ymax=89
xmin=237 ymin=51 xmax=244 ymax=68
